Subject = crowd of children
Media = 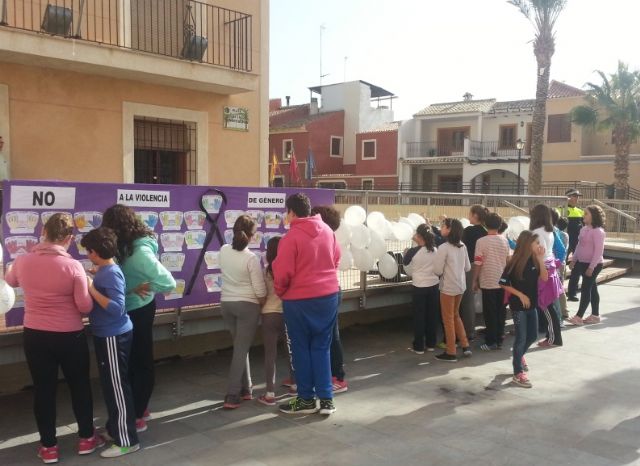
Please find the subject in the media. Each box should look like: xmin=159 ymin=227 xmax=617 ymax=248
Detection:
xmin=404 ymin=199 xmax=607 ymax=388
xmin=6 ymin=191 xmax=608 ymax=463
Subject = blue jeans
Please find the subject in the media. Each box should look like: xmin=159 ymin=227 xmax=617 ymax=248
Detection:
xmin=283 ymin=292 xmax=339 ymax=400
xmin=512 ymin=309 xmax=538 ymax=375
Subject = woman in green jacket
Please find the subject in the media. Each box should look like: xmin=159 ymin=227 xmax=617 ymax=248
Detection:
xmin=102 ymin=205 xmax=176 ymax=432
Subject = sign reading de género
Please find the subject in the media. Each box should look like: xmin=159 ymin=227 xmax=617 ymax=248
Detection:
xmin=117 ymin=189 xmax=171 ymax=208
xmin=247 ymin=192 xmax=286 ymax=208
xmin=10 ymin=185 xmax=77 ymax=209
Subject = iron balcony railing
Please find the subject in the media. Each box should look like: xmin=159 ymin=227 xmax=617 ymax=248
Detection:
xmin=0 ymin=0 xmax=253 ymax=71
xmin=468 ymin=140 xmax=531 ymax=161
xmin=405 ymin=141 xmax=466 ymax=158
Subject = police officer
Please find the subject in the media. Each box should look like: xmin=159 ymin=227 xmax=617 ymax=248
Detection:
xmin=557 ymin=188 xmax=584 ymax=301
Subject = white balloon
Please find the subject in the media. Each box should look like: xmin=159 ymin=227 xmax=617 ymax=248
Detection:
xmin=382 ymin=220 xmax=395 ymax=240
xmin=344 ymin=205 xmax=367 ymax=226
xmin=516 ymin=216 xmax=530 ymax=231
xmin=0 ymin=280 xmax=16 ymax=315
xmin=392 ymin=222 xmax=414 ymax=241
xmin=367 ymin=229 xmax=387 ymax=260
xmin=408 ymin=213 xmax=426 ymax=228
xmin=335 ymin=222 xmax=352 ymax=247
xmin=350 ymin=224 xmax=371 ymax=249
xmin=338 ymin=248 xmax=353 ymax=271
xmin=507 ymin=216 xmax=525 ymax=240
xmin=352 ymin=248 xmax=375 ymax=272
xmin=399 ymin=217 xmax=416 ymax=231
xmin=378 ymin=253 xmax=399 ymax=279
xmin=459 ymin=218 xmax=471 ymax=229
xmin=366 ymin=211 xmax=387 ymax=232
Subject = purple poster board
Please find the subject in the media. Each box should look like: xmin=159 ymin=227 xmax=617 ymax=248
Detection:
xmin=1 ymin=180 xmax=335 ymax=327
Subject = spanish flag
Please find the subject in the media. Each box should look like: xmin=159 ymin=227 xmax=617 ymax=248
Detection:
xmin=269 ymin=151 xmax=280 ymax=186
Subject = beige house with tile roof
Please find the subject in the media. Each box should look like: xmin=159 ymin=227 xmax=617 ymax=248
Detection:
xmin=542 ymin=81 xmax=640 ymax=189
xmin=398 ymin=94 xmax=533 ymax=193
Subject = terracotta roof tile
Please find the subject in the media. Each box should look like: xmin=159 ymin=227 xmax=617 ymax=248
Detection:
xmin=357 ymin=121 xmax=401 ymax=134
xmin=414 ymin=99 xmax=496 ymax=116
xmin=548 ymin=80 xmax=586 ymax=99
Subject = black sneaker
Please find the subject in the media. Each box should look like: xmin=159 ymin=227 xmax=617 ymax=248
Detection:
xmin=567 ymin=296 xmax=579 ymax=302
xmin=462 ymin=347 xmax=473 ymax=357
xmin=435 ymin=352 xmax=458 ymax=362
xmin=279 ymin=397 xmax=318 ymax=414
xmin=319 ymin=399 xmax=336 ymax=415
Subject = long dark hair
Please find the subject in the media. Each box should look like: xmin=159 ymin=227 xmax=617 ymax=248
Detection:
xmin=529 ymin=204 xmax=553 ymax=232
xmin=505 ymin=231 xmax=538 ymax=280
xmin=232 ymin=215 xmax=255 ymax=251
xmin=443 ymin=218 xmax=464 ymax=248
xmin=101 ymin=204 xmax=154 ymax=263
xmin=265 ymin=236 xmax=281 ymax=277
xmin=415 ymin=224 xmax=435 ymax=252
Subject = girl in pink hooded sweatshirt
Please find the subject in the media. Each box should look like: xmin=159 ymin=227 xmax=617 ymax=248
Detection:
xmin=6 ymin=213 xmax=101 ymax=463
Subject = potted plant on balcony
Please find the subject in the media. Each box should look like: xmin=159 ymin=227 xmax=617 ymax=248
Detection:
xmin=428 ymin=148 xmax=437 ymax=157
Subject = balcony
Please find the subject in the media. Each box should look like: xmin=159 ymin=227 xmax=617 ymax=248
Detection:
xmin=0 ymin=0 xmax=258 ymax=94
xmin=403 ymin=141 xmax=466 ymax=164
xmin=468 ymin=141 xmax=531 ymax=163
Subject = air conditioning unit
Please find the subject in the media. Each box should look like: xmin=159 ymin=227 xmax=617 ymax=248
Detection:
xmin=181 ymin=34 xmax=208 ymax=61
xmin=41 ymin=4 xmax=73 ymax=36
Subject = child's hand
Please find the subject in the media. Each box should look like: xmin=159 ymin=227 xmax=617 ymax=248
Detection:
xmin=569 ymin=261 xmax=575 ymax=270
xmin=535 ymin=245 xmax=546 ymax=258
xmin=86 ymin=275 xmax=93 ymax=288
xmin=133 ymin=282 xmax=151 ymax=298
xmin=520 ymin=294 xmax=531 ymax=309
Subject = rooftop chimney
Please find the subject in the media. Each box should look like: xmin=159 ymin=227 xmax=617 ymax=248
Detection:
xmin=285 ymin=96 xmax=291 ymax=107
xmin=310 ymin=97 xmax=319 ymax=115
xmin=463 ymin=92 xmax=473 ymax=101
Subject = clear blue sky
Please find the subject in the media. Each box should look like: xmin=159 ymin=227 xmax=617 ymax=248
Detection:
xmin=270 ymin=0 xmax=640 ymax=119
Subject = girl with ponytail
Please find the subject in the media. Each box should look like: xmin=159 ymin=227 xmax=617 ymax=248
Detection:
xmin=219 ymin=215 xmax=267 ymax=409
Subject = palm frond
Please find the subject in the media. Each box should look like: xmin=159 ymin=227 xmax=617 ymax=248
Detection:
xmin=571 ymin=105 xmax=598 ymax=128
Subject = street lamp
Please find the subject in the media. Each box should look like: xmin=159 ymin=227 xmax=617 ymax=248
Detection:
xmin=516 ymin=138 xmax=525 ymax=195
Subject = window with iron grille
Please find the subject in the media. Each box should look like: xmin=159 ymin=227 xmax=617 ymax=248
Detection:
xmin=547 ymin=114 xmax=572 ymax=143
xmin=134 ymin=117 xmax=197 ymax=185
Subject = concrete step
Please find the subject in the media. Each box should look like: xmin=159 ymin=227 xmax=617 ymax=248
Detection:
xmin=602 ymin=258 xmax=615 ymax=268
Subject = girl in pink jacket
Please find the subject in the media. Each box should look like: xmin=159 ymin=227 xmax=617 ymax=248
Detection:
xmin=6 ymin=214 xmax=102 ymax=463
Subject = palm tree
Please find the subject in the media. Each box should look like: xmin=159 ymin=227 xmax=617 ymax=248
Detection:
xmin=572 ymin=62 xmax=640 ymax=198
xmin=509 ymin=0 xmax=567 ymax=195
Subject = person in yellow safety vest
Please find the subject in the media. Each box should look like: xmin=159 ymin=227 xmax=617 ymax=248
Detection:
xmin=557 ymin=188 xmax=584 ymax=302
xmin=556 ymin=189 xmax=584 ymax=255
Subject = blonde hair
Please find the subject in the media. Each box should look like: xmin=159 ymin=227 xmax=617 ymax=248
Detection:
xmin=44 ymin=213 xmax=73 ymax=243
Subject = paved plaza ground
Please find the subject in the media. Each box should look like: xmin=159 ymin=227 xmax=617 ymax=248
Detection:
xmin=0 ymin=276 xmax=639 ymax=466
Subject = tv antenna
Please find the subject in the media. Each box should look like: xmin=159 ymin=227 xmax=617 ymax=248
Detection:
xmin=320 ymin=24 xmax=329 ymax=84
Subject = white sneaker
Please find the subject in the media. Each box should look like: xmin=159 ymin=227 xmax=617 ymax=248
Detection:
xmin=100 ymin=444 xmax=140 ymax=458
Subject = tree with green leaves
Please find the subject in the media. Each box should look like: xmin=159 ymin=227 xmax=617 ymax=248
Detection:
xmin=572 ymin=62 xmax=640 ymax=197
xmin=509 ymin=0 xmax=567 ymax=195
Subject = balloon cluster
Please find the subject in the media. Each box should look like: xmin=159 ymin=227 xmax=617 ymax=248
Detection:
xmin=336 ymin=206 xmax=429 ymax=279
xmin=506 ymin=216 xmax=529 ymax=241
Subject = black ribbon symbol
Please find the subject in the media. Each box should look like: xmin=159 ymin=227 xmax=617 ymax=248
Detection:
xmin=184 ymin=188 xmax=227 ymax=296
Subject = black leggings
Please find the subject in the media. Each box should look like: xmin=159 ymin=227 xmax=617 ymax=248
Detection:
xmin=411 ymin=284 xmax=440 ymax=351
xmin=575 ymin=262 xmax=603 ymax=317
xmin=128 ymin=300 xmax=156 ymax=419
xmin=23 ymin=328 xmax=94 ymax=447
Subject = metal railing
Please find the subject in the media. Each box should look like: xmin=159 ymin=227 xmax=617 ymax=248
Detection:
xmin=0 ymin=0 xmax=253 ymax=71
xmin=405 ymin=141 xmax=465 ymax=159
xmin=468 ymin=140 xmax=531 ymax=161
